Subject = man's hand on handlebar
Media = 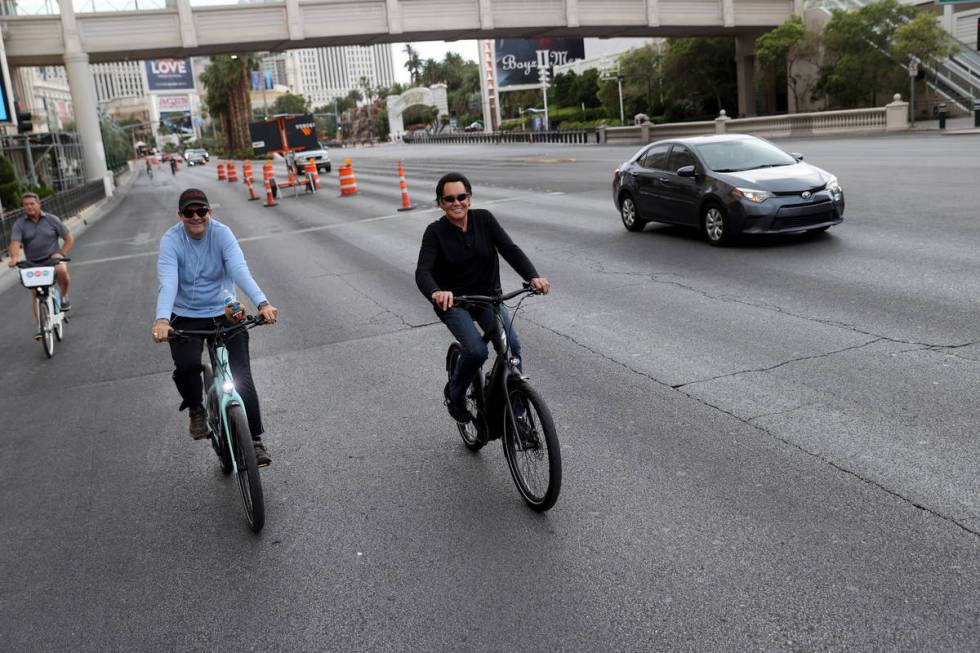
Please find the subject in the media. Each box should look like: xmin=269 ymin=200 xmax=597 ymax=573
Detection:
xmin=529 ymin=277 xmax=551 ymax=295
xmin=257 ymin=303 xmax=278 ymax=325
xmin=151 ymin=318 xmax=172 ymax=343
xmin=432 ymin=290 xmax=454 ymax=311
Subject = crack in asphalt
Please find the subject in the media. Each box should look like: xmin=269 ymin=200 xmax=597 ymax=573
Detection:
xmin=522 ymin=315 xmax=980 ymax=538
xmin=576 ymin=260 xmax=980 ymax=354
xmin=671 ymin=337 xmax=885 ymax=390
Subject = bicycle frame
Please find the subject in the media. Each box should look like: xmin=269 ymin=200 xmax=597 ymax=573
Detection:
xmin=207 ymin=340 xmax=248 ymax=477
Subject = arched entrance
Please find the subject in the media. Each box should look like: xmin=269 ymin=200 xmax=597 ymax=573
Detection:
xmin=386 ymin=84 xmax=448 ymax=140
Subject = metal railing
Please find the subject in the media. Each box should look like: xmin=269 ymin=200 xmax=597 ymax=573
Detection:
xmin=402 ymin=129 xmax=598 ymax=145
xmin=1 ymin=180 xmax=106 ymax=256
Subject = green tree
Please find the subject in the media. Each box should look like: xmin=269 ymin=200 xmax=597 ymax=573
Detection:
xmin=893 ymin=11 xmax=956 ymax=68
xmin=818 ymin=0 xmax=918 ymax=107
xmin=200 ymin=54 xmax=256 ymax=155
xmin=0 ymin=155 xmax=24 ymax=211
xmin=403 ymin=44 xmax=423 ymax=86
xmin=756 ymin=15 xmax=821 ymax=110
xmin=645 ymin=38 xmax=735 ymax=120
xmin=270 ymin=93 xmax=310 ymax=115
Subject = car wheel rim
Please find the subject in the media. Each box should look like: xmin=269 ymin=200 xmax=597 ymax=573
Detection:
xmin=622 ymin=199 xmax=635 ymax=227
xmin=706 ymin=208 xmax=724 ymax=241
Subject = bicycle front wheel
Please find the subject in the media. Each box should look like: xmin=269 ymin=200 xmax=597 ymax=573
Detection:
xmin=39 ymin=300 xmax=54 ymax=358
xmin=229 ymin=404 xmax=264 ymax=532
xmin=503 ymin=380 xmax=561 ymax=512
xmin=204 ymin=362 xmax=232 ymax=475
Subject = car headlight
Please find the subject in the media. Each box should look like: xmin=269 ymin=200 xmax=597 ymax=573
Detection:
xmin=732 ymin=187 xmax=772 ymax=203
xmin=824 ymin=176 xmax=841 ymax=193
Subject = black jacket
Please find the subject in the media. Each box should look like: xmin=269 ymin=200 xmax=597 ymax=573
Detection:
xmin=415 ymin=208 xmax=538 ymax=301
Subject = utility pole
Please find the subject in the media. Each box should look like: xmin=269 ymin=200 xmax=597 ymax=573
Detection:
xmin=538 ymin=67 xmax=551 ymax=130
xmin=908 ymin=58 xmax=919 ymax=128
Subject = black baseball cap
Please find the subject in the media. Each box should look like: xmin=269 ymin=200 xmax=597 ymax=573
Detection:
xmin=178 ymin=188 xmax=210 ymax=211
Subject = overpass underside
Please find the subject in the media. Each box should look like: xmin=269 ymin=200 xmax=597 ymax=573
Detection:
xmin=3 ymin=0 xmax=797 ymax=66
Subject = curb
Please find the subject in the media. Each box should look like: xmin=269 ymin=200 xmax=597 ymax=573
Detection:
xmin=0 ymin=167 xmax=139 ymax=297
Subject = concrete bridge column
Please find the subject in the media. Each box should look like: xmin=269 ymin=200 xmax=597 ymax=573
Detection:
xmin=735 ymin=35 xmax=757 ymax=118
xmin=59 ymin=0 xmax=110 ymax=187
xmin=64 ymin=52 xmax=109 ymax=185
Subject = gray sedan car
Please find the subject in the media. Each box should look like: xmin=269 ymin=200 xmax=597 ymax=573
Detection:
xmin=612 ymin=134 xmax=844 ymax=245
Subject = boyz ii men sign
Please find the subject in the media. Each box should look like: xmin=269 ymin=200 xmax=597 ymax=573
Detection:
xmin=494 ymin=38 xmax=585 ymax=89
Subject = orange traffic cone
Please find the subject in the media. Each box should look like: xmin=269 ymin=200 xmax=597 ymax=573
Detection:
xmin=246 ymin=177 xmax=259 ymax=201
xmin=217 ymin=162 xmax=226 ymax=181
xmin=339 ymin=159 xmax=358 ymax=197
xmin=227 ymin=162 xmax=238 ymax=183
xmin=397 ymin=160 xmax=414 ymax=211
xmin=263 ymin=161 xmax=278 ymax=207
xmin=242 ymin=160 xmax=253 ymax=184
xmin=303 ymin=159 xmax=318 ymax=193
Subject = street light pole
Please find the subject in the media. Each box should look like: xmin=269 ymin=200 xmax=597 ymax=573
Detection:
xmin=617 ymin=73 xmax=625 ymax=125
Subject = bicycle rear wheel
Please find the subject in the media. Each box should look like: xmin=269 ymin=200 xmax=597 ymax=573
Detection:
xmin=447 ymin=343 xmax=486 ymax=451
xmin=204 ymin=362 xmax=232 ymax=475
xmin=228 ymin=404 xmax=264 ymax=532
xmin=502 ymin=379 xmax=561 ymax=512
xmin=38 ymin=299 xmax=54 ymax=358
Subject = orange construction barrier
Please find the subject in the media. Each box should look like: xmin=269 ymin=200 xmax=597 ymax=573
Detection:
xmin=286 ymin=162 xmax=298 ymax=188
xmin=311 ymin=160 xmax=321 ymax=190
xmin=338 ymin=159 xmax=358 ymax=197
xmin=217 ymin=162 xmax=226 ymax=181
xmin=396 ymin=160 xmax=414 ymax=211
xmin=303 ymin=159 xmax=318 ymax=193
xmin=227 ymin=162 xmax=238 ymax=183
xmin=262 ymin=161 xmax=278 ymax=207
xmin=242 ymin=161 xmax=253 ymax=184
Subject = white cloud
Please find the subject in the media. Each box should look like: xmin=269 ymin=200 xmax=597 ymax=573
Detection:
xmin=391 ymin=40 xmax=479 ymax=85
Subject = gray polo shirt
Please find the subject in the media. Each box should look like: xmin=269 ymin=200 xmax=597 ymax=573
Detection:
xmin=11 ymin=211 xmax=69 ymax=262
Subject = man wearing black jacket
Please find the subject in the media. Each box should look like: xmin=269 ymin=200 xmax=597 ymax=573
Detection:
xmin=415 ymin=172 xmax=550 ymax=422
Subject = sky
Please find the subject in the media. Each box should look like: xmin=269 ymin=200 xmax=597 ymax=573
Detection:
xmin=390 ymin=41 xmax=480 ymax=85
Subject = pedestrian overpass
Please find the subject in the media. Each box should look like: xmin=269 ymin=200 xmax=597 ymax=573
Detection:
xmin=0 ymin=0 xmax=801 ymax=183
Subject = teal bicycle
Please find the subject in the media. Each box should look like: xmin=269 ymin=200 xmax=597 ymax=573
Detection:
xmin=171 ymin=316 xmax=266 ymax=533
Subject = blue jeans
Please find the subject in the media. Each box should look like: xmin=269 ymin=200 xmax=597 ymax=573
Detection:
xmin=441 ymin=304 xmax=522 ymax=405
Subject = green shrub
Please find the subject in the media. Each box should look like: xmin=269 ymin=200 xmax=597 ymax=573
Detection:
xmin=0 ymin=155 xmax=24 ymax=211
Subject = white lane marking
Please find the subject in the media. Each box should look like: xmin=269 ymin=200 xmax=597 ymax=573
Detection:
xmin=71 ymin=196 xmax=522 ymax=267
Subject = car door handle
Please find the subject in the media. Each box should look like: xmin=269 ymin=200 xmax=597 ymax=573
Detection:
xmin=629 ymin=171 xmax=638 ymax=177
xmin=659 ymin=177 xmax=670 ymax=183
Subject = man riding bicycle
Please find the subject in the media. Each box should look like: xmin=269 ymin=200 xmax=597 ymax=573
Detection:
xmin=6 ymin=192 xmax=74 ymax=338
xmin=415 ymin=172 xmax=550 ymax=423
xmin=151 ymin=188 xmax=279 ymax=466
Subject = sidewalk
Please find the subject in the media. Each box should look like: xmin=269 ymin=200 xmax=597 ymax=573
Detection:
xmin=910 ymin=115 xmax=980 ymax=135
xmin=0 ymin=167 xmax=139 ymax=296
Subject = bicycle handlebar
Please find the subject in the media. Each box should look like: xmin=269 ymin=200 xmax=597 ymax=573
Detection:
xmin=16 ymin=257 xmax=71 ymax=268
xmin=453 ymin=285 xmax=541 ymax=307
xmin=169 ymin=315 xmax=266 ymax=339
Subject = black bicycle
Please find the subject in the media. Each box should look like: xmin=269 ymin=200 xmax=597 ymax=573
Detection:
xmin=170 ymin=316 xmax=266 ymax=532
xmin=445 ymin=287 xmax=561 ymax=511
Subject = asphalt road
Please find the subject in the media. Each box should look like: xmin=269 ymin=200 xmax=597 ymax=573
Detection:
xmin=2 ymin=134 xmax=980 ymax=651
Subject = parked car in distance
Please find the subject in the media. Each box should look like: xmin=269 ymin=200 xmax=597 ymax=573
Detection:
xmin=289 ymin=144 xmax=331 ymax=174
xmin=184 ymin=149 xmax=209 ymax=166
xmin=612 ymin=134 xmax=845 ymax=245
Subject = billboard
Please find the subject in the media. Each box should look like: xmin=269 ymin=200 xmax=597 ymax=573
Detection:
xmin=250 ymin=70 xmax=275 ymax=91
xmin=494 ymin=38 xmax=585 ymax=88
xmin=145 ymin=58 xmax=195 ymax=92
xmin=158 ymin=95 xmax=190 ymax=112
xmin=160 ymin=111 xmax=193 ymax=136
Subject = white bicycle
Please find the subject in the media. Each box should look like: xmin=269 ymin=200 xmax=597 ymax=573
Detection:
xmin=17 ymin=257 xmax=70 ymax=358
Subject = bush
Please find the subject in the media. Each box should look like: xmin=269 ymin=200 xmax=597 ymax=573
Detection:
xmin=0 ymin=155 xmax=24 ymax=211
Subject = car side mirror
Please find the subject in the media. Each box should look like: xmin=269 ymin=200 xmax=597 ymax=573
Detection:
xmin=791 ymin=152 xmax=804 ymax=161
xmin=677 ymin=165 xmax=697 ymax=178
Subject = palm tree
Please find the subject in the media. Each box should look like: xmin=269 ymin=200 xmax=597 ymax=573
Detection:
xmin=403 ymin=44 xmax=423 ymax=86
xmin=200 ymin=54 xmax=256 ymax=154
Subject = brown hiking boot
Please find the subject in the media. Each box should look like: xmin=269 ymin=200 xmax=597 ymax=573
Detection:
xmin=188 ymin=406 xmax=208 ymax=440
xmin=253 ymin=440 xmax=271 ymax=467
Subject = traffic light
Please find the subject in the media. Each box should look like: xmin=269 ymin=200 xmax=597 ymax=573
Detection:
xmin=538 ymin=67 xmax=550 ymax=85
xmin=16 ymin=110 xmax=32 ymax=134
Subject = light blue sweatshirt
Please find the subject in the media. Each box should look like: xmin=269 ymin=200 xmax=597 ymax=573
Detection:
xmin=156 ymin=219 xmax=267 ymax=320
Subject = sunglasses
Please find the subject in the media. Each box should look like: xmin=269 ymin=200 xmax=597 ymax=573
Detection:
xmin=181 ymin=207 xmax=209 ymax=219
xmin=440 ymin=193 xmax=470 ymax=204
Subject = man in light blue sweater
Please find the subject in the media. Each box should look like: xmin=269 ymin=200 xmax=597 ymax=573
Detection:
xmin=151 ymin=188 xmax=279 ymax=466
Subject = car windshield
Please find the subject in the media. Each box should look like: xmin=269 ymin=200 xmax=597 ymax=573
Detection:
xmin=695 ymin=139 xmax=796 ymax=172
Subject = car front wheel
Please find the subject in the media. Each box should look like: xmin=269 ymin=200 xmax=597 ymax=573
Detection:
xmin=703 ymin=204 xmax=731 ymax=246
xmin=620 ymin=195 xmax=646 ymax=232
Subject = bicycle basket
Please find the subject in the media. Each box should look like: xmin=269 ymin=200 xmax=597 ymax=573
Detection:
xmin=19 ymin=266 xmax=56 ymax=288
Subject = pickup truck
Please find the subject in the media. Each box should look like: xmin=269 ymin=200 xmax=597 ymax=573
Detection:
xmin=288 ymin=146 xmax=331 ymax=174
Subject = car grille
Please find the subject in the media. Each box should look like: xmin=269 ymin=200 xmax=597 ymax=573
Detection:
xmin=774 ymin=211 xmax=835 ymax=230
xmin=772 ymin=186 xmax=825 ymax=197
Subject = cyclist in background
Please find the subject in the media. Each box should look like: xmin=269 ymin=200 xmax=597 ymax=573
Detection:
xmin=415 ymin=172 xmax=550 ymax=423
xmin=6 ymin=192 xmax=74 ymax=338
xmin=151 ymin=188 xmax=279 ymax=466
xmin=170 ymin=157 xmax=178 ymax=176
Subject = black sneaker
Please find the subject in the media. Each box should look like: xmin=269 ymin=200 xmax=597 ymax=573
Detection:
xmin=188 ymin=405 xmax=208 ymax=440
xmin=60 ymin=298 xmax=71 ymax=312
xmin=444 ymin=382 xmax=472 ymax=423
xmin=253 ymin=440 xmax=271 ymax=467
